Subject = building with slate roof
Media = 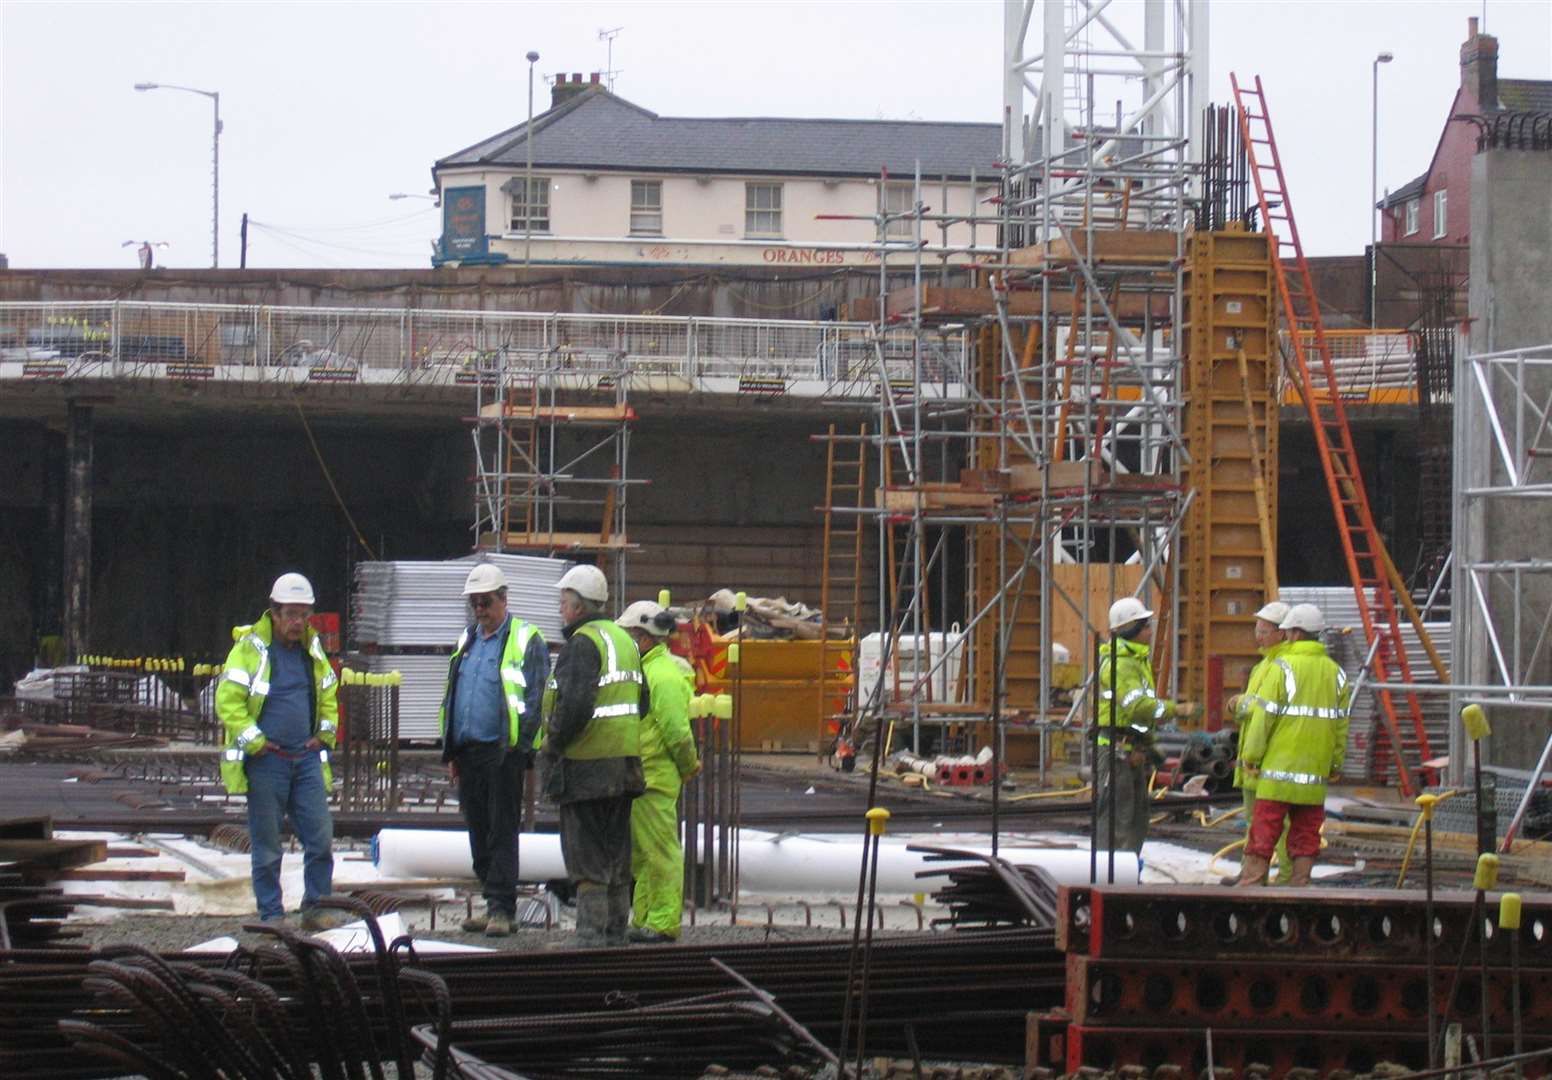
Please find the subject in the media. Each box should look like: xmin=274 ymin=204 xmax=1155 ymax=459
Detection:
xmin=429 ymin=74 xmax=1002 ymax=267
xmin=1378 ymin=17 xmax=1551 ymax=247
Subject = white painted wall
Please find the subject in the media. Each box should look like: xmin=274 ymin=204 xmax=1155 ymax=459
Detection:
xmin=434 ymin=166 xmax=996 ymax=266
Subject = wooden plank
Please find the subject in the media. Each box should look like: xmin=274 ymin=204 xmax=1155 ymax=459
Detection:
xmin=477 ymin=402 xmax=635 ymax=422
xmin=0 ymin=818 xmax=52 ymax=841
xmin=848 ymin=286 xmax=1169 ymax=323
xmin=479 ymin=532 xmax=635 ymax=551
xmin=876 ymin=486 xmax=998 ymax=511
xmin=1007 ymin=229 xmax=1179 ymax=266
xmin=0 ymin=838 xmax=107 ymax=870
xmin=54 ymin=868 xmax=187 ymax=882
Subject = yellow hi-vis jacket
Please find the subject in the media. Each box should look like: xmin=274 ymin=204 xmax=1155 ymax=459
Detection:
xmin=215 ymin=612 xmax=338 ymax=795
xmin=1232 ymin=641 xmax=1289 ymax=791
xmin=437 ymin=616 xmax=543 ymax=754
xmin=1240 ymin=638 xmax=1352 ymax=805
xmin=1097 ymin=637 xmax=1175 ymax=748
xmin=639 ymin=643 xmax=699 ymax=797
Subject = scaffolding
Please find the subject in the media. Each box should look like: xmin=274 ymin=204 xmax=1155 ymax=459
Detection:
xmin=815 ymin=1 xmax=1207 ymax=788
xmin=470 ymin=346 xmax=637 ymax=593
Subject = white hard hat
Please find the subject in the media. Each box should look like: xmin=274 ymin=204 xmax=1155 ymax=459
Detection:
xmin=462 ymin=563 xmax=508 ymax=595
xmin=1108 ymin=596 xmax=1154 ymax=631
xmin=1279 ymin=603 xmax=1326 ymax=633
xmin=270 ymin=573 xmax=316 ymax=606
xmin=617 ymin=600 xmax=672 ymax=637
xmin=556 ymin=564 xmax=609 ymax=603
xmin=1255 ymin=601 xmax=1291 ymax=625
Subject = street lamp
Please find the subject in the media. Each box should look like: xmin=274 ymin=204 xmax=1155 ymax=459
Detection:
xmin=525 ymin=50 xmax=540 ymax=271
xmin=136 ymin=82 xmax=222 ymax=269
xmin=1371 ymin=51 xmax=1394 ymax=332
xmin=389 ymin=192 xmax=438 ymax=202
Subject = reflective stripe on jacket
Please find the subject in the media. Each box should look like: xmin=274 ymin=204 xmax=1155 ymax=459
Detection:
xmin=1097 ymin=637 xmax=1172 ymax=747
xmin=1233 ymin=642 xmax=1288 ymax=791
xmin=540 ymin=618 xmax=642 ymax=761
xmin=215 ymin=611 xmax=338 ymax=795
xmin=1240 ymin=639 xmax=1351 ymax=805
xmin=639 ymin=643 xmax=699 ymax=796
xmin=438 ymin=616 xmax=543 ymax=752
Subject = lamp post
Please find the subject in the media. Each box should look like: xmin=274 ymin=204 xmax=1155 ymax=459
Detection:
xmin=135 ymin=82 xmax=221 ymax=268
xmin=1370 ymin=52 xmax=1393 ymax=332
xmin=388 ymin=192 xmax=438 ymax=202
xmin=525 ymin=50 xmax=540 ymax=272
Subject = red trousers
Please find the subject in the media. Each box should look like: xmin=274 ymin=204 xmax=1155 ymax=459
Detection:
xmin=1248 ymin=798 xmax=1323 ymax=858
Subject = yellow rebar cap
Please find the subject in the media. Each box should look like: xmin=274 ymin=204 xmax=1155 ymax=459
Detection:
xmin=1461 ymin=704 xmax=1491 ymax=742
xmin=735 ymin=591 xmax=747 ymax=612
xmin=865 ymin=806 xmax=892 ymax=836
xmin=658 ymin=589 xmax=671 ymax=608
xmin=1500 ymin=892 xmax=1522 ymax=930
xmin=1473 ymin=852 xmax=1500 ymax=891
xmin=727 ymin=642 xmax=740 ymax=665
xmin=1415 ymin=793 xmax=1439 ymax=820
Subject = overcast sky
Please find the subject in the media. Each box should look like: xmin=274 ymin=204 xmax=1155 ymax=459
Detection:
xmin=2 ymin=0 xmax=1548 ymax=270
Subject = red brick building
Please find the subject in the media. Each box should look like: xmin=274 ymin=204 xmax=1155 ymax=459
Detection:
xmin=1379 ymin=17 xmax=1552 ymax=246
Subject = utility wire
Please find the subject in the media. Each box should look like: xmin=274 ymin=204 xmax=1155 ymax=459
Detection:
xmin=290 ymin=394 xmax=379 ymax=561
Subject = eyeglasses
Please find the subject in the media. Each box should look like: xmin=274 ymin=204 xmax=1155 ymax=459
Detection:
xmin=469 ymin=594 xmax=498 ymax=609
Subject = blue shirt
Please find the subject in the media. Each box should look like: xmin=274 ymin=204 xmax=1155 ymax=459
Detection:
xmin=258 ymin=640 xmax=312 ymax=751
xmin=451 ymin=623 xmax=507 ymax=746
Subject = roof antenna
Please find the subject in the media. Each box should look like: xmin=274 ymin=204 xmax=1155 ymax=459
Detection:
xmin=598 ymin=26 xmax=623 ymax=92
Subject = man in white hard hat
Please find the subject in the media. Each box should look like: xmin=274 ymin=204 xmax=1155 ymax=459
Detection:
xmin=1237 ymin=602 xmax=1351 ymax=887
xmin=536 ymin=564 xmax=644 ymax=948
xmin=1094 ymin=596 xmax=1198 ymax=855
xmin=1227 ymin=600 xmax=1292 ymax=884
xmin=216 ymin=572 xmax=344 ymax=929
xmin=616 ymin=600 xmax=700 ymax=943
xmin=438 ymin=562 xmax=550 ymax=937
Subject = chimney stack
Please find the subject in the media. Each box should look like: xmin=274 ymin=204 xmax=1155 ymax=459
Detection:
xmin=1460 ymin=16 xmax=1499 ymax=110
xmin=550 ymin=72 xmax=606 ymax=110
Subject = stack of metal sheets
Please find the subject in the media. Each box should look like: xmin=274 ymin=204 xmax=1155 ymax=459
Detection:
xmin=351 ymin=554 xmax=572 ymax=648
xmin=350 ymin=554 xmax=573 ymax=741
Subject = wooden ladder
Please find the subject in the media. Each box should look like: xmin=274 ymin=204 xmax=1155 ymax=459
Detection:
xmin=818 ymin=423 xmax=867 ymax=755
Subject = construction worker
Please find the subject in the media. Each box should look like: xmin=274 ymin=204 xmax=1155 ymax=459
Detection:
xmin=1095 ymin=597 xmax=1198 ymax=854
xmin=1227 ymin=600 xmax=1293 ymax=884
xmin=439 ymin=563 xmax=550 ymax=937
xmin=216 ymin=573 xmax=344 ymax=929
xmin=616 ymin=600 xmax=700 ymax=943
xmin=1237 ymin=602 xmax=1351 ymax=887
xmin=537 ymin=565 xmax=644 ymax=948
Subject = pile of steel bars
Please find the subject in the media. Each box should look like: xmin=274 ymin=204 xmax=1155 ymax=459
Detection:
xmin=0 ymin=923 xmax=1061 ymax=1079
xmin=911 ymin=844 xmax=1061 ymax=929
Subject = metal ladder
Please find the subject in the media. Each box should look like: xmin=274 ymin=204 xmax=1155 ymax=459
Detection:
xmin=1231 ymin=73 xmax=1432 ymax=794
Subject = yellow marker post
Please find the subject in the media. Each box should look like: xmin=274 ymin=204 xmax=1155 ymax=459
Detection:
xmin=1502 ymin=892 xmax=1525 ymax=1065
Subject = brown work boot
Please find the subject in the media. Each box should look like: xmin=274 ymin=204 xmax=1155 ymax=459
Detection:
xmin=461 ymin=911 xmax=491 ymax=933
xmin=1236 ymin=853 xmax=1271 ymax=887
xmin=1287 ymin=856 xmax=1316 ymax=887
xmin=483 ymin=912 xmax=513 ymax=937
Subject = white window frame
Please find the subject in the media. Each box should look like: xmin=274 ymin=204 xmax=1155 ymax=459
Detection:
xmin=884 ymin=182 xmax=914 ymax=239
xmin=1404 ymin=198 xmax=1420 ymax=237
xmin=1433 ymin=189 xmax=1448 ymax=239
xmin=744 ymin=183 xmax=783 ymax=238
xmin=509 ymin=177 xmax=550 ymax=233
xmin=629 ymin=179 xmax=663 ymax=236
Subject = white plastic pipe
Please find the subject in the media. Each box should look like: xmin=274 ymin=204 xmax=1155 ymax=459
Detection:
xmin=372 ymin=829 xmax=567 ymax=881
xmin=371 ymin=827 xmax=1136 ymax=894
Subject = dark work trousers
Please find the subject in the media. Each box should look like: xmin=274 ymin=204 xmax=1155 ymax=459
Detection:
xmin=558 ymin=795 xmax=633 ymax=886
xmin=456 ymin=741 xmax=524 ymax=917
xmin=1093 ymin=750 xmax=1151 ymax=854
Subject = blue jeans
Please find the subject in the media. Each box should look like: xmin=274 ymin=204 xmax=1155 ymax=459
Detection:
xmin=245 ymin=750 xmax=333 ymax=920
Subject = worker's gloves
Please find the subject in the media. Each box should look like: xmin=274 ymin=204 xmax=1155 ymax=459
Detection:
xmin=1175 ymin=700 xmax=1204 ymax=721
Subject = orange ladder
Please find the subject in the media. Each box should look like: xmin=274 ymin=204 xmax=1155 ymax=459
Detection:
xmin=1231 ymin=73 xmax=1431 ymax=794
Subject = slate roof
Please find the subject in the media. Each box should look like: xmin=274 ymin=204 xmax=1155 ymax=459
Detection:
xmin=1379 ymin=171 xmax=1429 ymax=210
xmin=1498 ymin=78 xmax=1552 ymax=112
xmin=437 ymin=88 xmax=1002 ymax=180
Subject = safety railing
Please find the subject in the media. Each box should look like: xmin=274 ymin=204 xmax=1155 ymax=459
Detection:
xmin=0 ymin=301 xmax=968 ymax=395
xmin=1285 ymin=328 xmax=1419 ymax=405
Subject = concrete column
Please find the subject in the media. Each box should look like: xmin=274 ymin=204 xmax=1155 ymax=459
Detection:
xmin=63 ymin=402 xmax=93 ymax=661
